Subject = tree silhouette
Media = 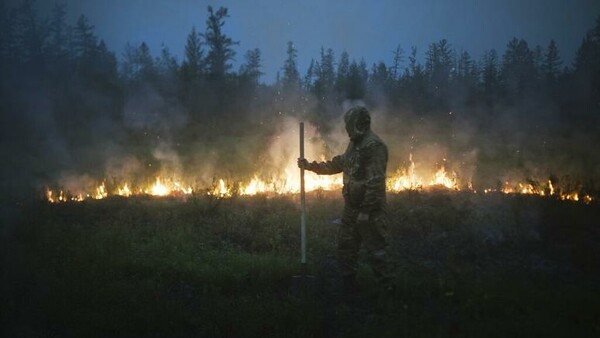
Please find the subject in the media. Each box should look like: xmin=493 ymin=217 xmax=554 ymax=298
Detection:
xmin=282 ymin=41 xmax=300 ymax=91
xmin=313 ymin=47 xmax=335 ymax=99
xmin=10 ymin=0 xmax=46 ymax=69
xmin=482 ymin=49 xmax=499 ymax=101
xmin=346 ymin=59 xmax=367 ymax=100
xmin=542 ymin=40 xmax=562 ymax=83
xmin=572 ymin=15 xmax=600 ymax=124
xmin=335 ymin=51 xmax=350 ymax=98
xmin=182 ymin=26 xmax=204 ymax=81
xmin=369 ymin=61 xmax=390 ymax=94
xmin=240 ymin=48 xmax=263 ymax=86
xmin=390 ymin=44 xmax=404 ymax=81
xmin=73 ymin=14 xmax=99 ymax=75
xmin=205 ymin=6 xmax=237 ymax=82
xmin=425 ymin=39 xmax=454 ymax=108
xmin=136 ymin=42 xmax=155 ymax=82
xmin=156 ymin=45 xmax=178 ymax=79
xmin=303 ymin=58 xmax=315 ymax=91
xmin=46 ymin=1 xmax=68 ymax=71
xmin=501 ymin=38 xmax=536 ymax=100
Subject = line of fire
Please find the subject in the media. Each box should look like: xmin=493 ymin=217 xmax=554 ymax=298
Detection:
xmin=45 ymin=152 xmax=593 ymax=204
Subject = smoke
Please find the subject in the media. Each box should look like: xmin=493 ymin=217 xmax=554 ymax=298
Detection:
xmin=123 ymin=84 xmax=188 ymax=132
xmin=153 ymin=142 xmax=182 ymax=176
xmin=348 ymin=102 xmax=478 ymax=188
xmin=14 ymin=76 xmax=595 ymax=199
xmin=79 ymin=83 xmax=190 ymax=186
xmin=105 ymin=156 xmax=143 ymax=182
xmin=57 ymin=174 xmax=98 ymax=196
xmin=2 ymin=48 xmax=596 ymax=201
xmin=258 ymin=116 xmax=333 ymax=178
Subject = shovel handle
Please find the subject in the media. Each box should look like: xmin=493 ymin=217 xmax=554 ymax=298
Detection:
xmin=300 ymin=123 xmax=306 ymax=270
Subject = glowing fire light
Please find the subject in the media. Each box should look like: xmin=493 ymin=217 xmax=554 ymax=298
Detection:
xmin=148 ymin=178 xmax=169 ymax=196
xmin=387 ymin=154 xmax=458 ymax=191
xmin=44 ymin=154 xmax=594 ymax=205
xmin=240 ymin=176 xmax=270 ymax=195
xmin=430 ymin=166 xmax=458 ymax=189
xmin=561 ymin=193 xmax=579 ymax=202
xmin=387 ymin=153 xmax=421 ymax=190
xmin=211 ymin=179 xmax=232 ymax=198
xmin=94 ymin=183 xmax=108 ymax=200
xmin=118 ymin=184 xmax=132 ymax=197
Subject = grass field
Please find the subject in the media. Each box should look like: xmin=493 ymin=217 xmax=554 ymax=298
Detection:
xmin=2 ymin=191 xmax=600 ymax=337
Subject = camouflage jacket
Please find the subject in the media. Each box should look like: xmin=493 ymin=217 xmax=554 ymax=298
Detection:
xmin=308 ymin=130 xmax=388 ymax=213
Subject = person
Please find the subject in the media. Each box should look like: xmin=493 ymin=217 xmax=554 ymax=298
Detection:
xmin=298 ymin=106 xmax=392 ymax=294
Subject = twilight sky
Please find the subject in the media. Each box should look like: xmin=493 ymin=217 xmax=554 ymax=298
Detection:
xmin=24 ymin=0 xmax=600 ymax=83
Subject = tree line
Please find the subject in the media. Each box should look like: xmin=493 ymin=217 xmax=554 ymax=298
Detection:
xmin=1 ymin=1 xmax=599 ymax=189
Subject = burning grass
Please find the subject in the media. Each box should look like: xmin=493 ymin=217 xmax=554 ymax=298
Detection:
xmin=4 ymin=191 xmax=600 ymax=336
xmin=44 ymin=154 xmax=595 ymax=205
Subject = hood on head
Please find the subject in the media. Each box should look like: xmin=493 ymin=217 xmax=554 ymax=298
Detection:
xmin=344 ymin=106 xmax=371 ymax=141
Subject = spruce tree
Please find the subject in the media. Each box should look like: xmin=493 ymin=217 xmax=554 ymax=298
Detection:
xmin=182 ymin=26 xmax=204 ymax=80
xmin=205 ymin=6 xmax=237 ymax=82
xmin=282 ymin=41 xmax=300 ymax=91
xmin=542 ymin=40 xmax=562 ymax=82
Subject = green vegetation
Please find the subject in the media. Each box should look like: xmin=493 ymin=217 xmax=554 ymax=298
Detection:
xmin=3 ymin=192 xmax=600 ymax=337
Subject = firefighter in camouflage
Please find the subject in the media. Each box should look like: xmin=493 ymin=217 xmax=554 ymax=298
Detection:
xmin=298 ymin=106 xmax=392 ymax=293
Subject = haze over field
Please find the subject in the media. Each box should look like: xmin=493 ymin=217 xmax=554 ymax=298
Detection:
xmin=0 ymin=0 xmax=599 ymax=203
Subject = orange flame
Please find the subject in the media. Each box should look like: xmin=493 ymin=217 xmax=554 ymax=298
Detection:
xmin=44 ymin=154 xmax=593 ymax=204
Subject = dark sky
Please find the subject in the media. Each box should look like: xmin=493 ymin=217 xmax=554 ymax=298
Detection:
xmin=25 ymin=0 xmax=600 ymax=83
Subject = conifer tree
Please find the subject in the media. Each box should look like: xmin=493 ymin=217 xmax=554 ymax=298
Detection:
xmin=205 ymin=6 xmax=237 ymax=82
xmin=282 ymin=41 xmax=300 ymax=91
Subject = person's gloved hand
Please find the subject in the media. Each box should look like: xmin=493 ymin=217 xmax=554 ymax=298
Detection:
xmin=297 ymin=158 xmax=310 ymax=170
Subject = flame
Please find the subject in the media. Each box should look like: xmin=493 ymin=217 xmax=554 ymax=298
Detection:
xmin=387 ymin=153 xmax=421 ymax=190
xmin=44 ymin=154 xmax=594 ymax=205
xmin=142 ymin=177 xmax=193 ymax=197
xmin=210 ymin=179 xmax=232 ymax=198
xmin=94 ymin=182 xmax=108 ymax=200
xmin=430 ymin=166 xmax=458 ymax=189
xmin=238 ymin=171 xmax=343 ymax=196
xmin=519 ymin=183 xmax=536 ymax=194
xmin=117 ymin=184 xmax=132 ymax=197
xmin=46 ymin=189 xmax=83 ymax=202
xmin=561 ymin=193 xmax=579 ymax=202
xmin=240 ymin=176 xmax=270 ymax=195
xmin=148 ymin=177 xmax=169 ymax=196
xmin=387 ymin=154 xmax=458 ymax=191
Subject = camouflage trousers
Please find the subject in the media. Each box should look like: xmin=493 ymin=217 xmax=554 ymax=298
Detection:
xmin=337 ymin=206 xmax=392 ymax=283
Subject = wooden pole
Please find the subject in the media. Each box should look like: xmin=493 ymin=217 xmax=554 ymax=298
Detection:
xmin=299 ymin=122 xmax=306 ymax=276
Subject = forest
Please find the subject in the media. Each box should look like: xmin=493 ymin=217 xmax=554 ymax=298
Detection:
xmin=2 ymin=2 xmax=600 ymax=336
xmin=1 ymin=1 xmax=599 ymax=200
